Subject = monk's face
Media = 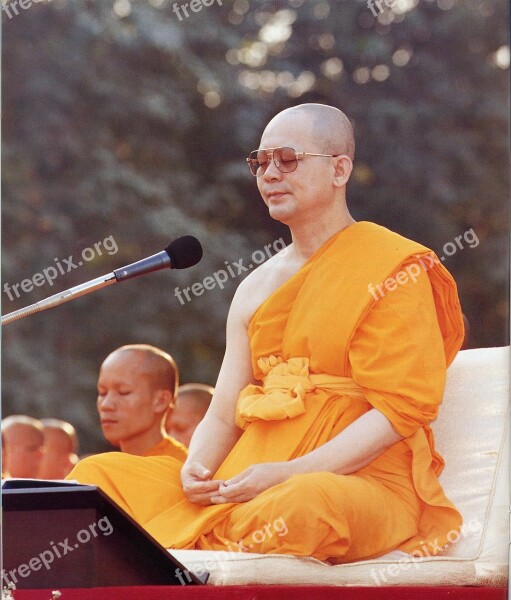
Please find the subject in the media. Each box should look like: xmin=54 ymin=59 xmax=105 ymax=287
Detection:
xmin=257 ymin=112 xmax=338 ymax=225
xmin=165 ymin=395 xmax=206 ymax=448
xmin=96 ymin=352 xmax=162 ymax=447
xmin=3 ymin=424 xmax=44 ymax=478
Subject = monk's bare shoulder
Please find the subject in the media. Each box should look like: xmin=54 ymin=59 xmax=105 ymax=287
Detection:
xmin=231 ymin=244 xmax=298 ymax=327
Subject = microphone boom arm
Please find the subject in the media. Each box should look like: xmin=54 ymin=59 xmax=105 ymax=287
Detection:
xmin=1 ymin=273 xmax=116 ymax=325
xmin=1 ymin=235 xmax=202 ymax=326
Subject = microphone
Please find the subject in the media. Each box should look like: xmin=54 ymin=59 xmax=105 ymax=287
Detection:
xmin=113 ymin=235 xmax=203 ymax=282
xmin=1 ymin=236 xmax=203 ymax=325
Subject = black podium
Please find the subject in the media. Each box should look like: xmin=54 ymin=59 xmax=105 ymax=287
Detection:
xmin=2 ymin=480 xmax=208 ymax=588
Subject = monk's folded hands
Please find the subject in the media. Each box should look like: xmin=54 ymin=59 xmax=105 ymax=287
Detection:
xmin=210 ymin=461 xmax=291 ymax=504
xmin=181 ymin=460 xmax=225 ymax=505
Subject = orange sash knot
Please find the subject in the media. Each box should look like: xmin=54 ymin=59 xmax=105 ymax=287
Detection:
xmin=235 ymin=355 xmax=366 ymax=429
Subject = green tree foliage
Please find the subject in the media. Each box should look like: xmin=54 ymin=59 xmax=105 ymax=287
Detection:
xmin=2 ymin=0 xmax=508 ymax=451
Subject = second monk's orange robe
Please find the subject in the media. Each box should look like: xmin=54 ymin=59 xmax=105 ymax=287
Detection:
xmin=142 ymin=435 xmax=187 ymax=462
xmin=69 ymin=222 xmax=464 ymax=562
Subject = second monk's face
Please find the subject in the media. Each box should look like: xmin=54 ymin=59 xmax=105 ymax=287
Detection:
xmin=96 ymin=353 xmax=160 ymax=447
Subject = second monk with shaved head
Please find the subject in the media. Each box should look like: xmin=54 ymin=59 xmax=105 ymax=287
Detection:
xmin=96 ymin=344 xmax=187 ymax=460
xmin=70 ymin=104 xmax=464 ymax=563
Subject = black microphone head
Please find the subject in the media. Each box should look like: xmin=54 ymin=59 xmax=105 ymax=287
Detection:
xmin=165 ymin=235 xmax=203 ymax=269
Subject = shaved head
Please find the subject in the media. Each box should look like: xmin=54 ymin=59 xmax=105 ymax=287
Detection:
xmin=104 ymin=344 xmax=178 ymax=396
xmin=165 ymin=383 xmax=214 ymax=447
xmin=257 ymin=103 xmax=355 ymax=227
xmin=176 ymin=383 xmax=214 ymax=410
xmin=2 ymin=415 xmax=44 ymax=444
xmin=97 ymin=344 xmax=179 ymax=454
xmin=2 ymin=415 xmax=44 ymax=478
xmin=41 ymin=418 xmax=79 ymax=454
xmin=39 ymin=418 xmax=79 ymax=479
xmin=264 ymin=103 xmax=355 ymax=159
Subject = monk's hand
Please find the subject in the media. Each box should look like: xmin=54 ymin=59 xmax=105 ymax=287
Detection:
xmin=181 ymin=461 xmax=224 ymax=506
xmin=210 ymin=462 xmax=290 ymax=504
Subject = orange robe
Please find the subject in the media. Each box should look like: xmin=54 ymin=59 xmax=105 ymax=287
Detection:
xmin=69 ymin=222 xmax=464 ymax=562
xmin=143 ymin=435 xmax=187 ymax=462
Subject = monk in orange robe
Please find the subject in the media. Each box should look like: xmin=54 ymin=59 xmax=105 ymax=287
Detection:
xmin=95 ymin=344 xmax=187 ymax=461
xmin=69 ymin=103 xmax=464 ymax=562
xmin=165 ymin=383 xmax=214 ymax=448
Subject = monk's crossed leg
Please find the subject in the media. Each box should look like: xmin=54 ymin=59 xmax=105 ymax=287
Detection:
xmin=202 ymin=471 xmax=419 ymax=562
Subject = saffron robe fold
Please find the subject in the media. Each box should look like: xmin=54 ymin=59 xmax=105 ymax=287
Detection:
xmin=142 ymin=435 xmax=187 ymax=462
xmin=69 ymin=221 xmax=464 ymax=562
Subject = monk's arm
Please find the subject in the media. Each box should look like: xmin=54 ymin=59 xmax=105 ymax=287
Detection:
xmin=288 ymin=409 xmax=402 ymax=476
xmin=181 ymin=283 xmax=254 ymax=503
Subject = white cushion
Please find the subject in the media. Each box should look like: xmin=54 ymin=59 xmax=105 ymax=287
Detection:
xmin=170 ymin=347 xmax=510 ymax=586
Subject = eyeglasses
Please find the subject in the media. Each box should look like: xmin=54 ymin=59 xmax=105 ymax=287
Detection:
xmin=246 ymin=146 xmax=341 ymax=177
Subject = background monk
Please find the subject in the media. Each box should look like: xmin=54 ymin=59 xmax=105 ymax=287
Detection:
xmin=96 ymin=344 xmax=187 ymax=460
xmin=164 ymin=383 xmax=214 ymax=448
xmin=38 ymin=418 xmax=79 ymax=479
xmin=69 ymin=103 xmax=464 ymax=563
xmin=2 ymin=415 xmax=45 ymax=478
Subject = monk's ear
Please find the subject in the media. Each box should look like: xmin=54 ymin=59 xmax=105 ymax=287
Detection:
xmin=332 ymin=155 xmax=353 ymax=188
xmin=152 ymin=389 xmax=173 ymax=415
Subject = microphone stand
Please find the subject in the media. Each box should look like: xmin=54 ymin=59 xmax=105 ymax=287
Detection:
xmin=1 ymin=236 xmax=200 ymax=326
xmin=1 ymin=274 xmax=117 ymax=325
